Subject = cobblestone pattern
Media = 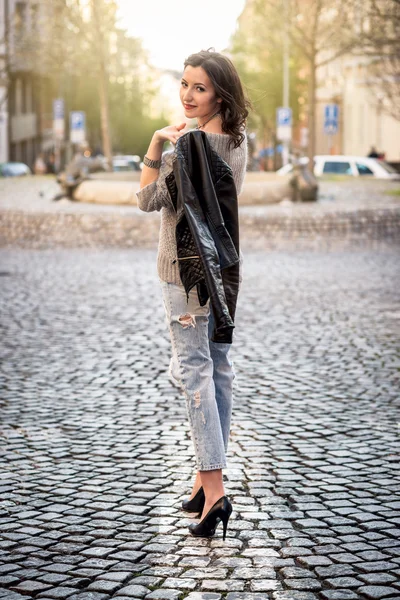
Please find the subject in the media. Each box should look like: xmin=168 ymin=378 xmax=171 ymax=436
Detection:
xmin=0 ymin=246 xmax=399 ymax=600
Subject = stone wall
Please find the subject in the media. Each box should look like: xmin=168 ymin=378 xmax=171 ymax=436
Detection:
xmin=1 ymin=206 xmax=399 ymax=250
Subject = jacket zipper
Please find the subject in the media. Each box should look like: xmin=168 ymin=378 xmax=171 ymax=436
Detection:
xmin=172 ymin=256 xmax=199 ymax=264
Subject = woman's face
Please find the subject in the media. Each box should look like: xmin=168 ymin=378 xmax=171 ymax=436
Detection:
xmin=180 ymin=65 xmax=222 ymax=121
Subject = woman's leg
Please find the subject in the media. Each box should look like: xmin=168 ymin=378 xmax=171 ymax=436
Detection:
xmin=186 ymin=320 xmax=234 ymax=503
xmin=196 ymin=309 xmax=235 ymax=518
xmin=161 ymin=282 xmax=227 ymax=476
xmin=208 ymin=308 xmax=234 ymax=452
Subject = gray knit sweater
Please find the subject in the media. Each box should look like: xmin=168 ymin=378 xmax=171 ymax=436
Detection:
xmin=136 ymin=130 xmax=248 ymax=284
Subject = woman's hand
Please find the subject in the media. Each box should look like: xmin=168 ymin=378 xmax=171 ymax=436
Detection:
xmin=154 ymin=122 xmax=187 ymax=145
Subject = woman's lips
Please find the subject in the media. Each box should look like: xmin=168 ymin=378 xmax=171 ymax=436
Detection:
xmin=184 ymin=104 xmax=196 ymax=110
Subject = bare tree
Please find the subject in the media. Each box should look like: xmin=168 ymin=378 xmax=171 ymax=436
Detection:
xmin=363 ymin=0 xmax=400 ymax=122
xmin=286 ymin=0 xmax=360 ymax=162
xmin=90 ymin=0 xmax=114 ymax=169
xmin=244 ymin=0 xmax=360 ymax=162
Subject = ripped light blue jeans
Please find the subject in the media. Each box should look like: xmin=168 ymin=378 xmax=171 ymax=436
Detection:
xmin=160 ymin=281 xmax=235 ymax=471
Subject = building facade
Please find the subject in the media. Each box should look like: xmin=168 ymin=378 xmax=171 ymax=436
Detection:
xmin=0 ymin=0 xmax=52 ymax=167
xmin=315 ymin=53 xmax=400 ymax=161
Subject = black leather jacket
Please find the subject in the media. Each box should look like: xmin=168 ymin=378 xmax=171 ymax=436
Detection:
xmin=165 ymin=130 xmax=240 ymax=344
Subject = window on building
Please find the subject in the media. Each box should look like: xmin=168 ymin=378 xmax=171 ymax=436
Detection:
xmin=356 ymin=163 xmax=373 ymax=175
xmin=25 ymin=80 xmax=32 ymax=113
xmin=31 ymin=4 xmax=39 ymax=33
xmin=15 ymin=79 xmax=23 ymax=115
xmin=323 ymin=161 xmax=352 ymax=175
xmin=14 ymin=2 xmax=27 ymax=38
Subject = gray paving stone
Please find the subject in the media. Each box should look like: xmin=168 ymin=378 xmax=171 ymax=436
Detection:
xmin=324 ymin=577 xmax=361 ymax=588
xmin=10 ymin=580 xmax=53 ymax=594
xmin=250 ymin=579 xmax=281 ymax=591
xmin=144 ymin=591 xmax=182 ymax=600
xmin=201 ymin=580 xmax=245 ymax=592
xmin=68 ymin=594 xmax=109 ymax=600
xmin=162 ymin=577 xmax=196 ymax=589
xmin=272 ymin=594 xmax=318 ymax=600
xmin=297 ymin=555 xmax=333 ymax=567
xmin=225 ymin=594 xmax=267 ymax=600
xmin=185 ymin=594 xmax=221 ymax=600
xmin=87 ymin=579 xmax=123 ymax=593
xmin=358 ymin=573 xmax=397 ymax=584
xmin=37 ymin=588 xmax=77 ymax=598
xmin=284 ymin=579 xmax=322 ymax=590
xmin=114 ymin=584 xmax=149 ymax=597
xmin=355 ymin=586 xmax=399 ymax=598
xmin=319 ymin=592 xmax=359 ymax=600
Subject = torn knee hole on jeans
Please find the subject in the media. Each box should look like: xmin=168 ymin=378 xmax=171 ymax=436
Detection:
xmin=178 ymin=313 xmax=196 ymax=329
xmin=194 ymin=390 xmax=201 ymax=408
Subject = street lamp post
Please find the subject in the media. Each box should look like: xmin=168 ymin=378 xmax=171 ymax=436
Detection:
xmin=282 ymin=0 xmax=290 ymax=166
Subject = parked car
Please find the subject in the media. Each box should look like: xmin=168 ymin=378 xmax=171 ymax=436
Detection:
xmin=113 ymin=155 xmax=141 ymax=172
xmin=0 ymin=162 xmax=32 ymax=177
xmin=277 ymin=155 xmax=400 ymax=180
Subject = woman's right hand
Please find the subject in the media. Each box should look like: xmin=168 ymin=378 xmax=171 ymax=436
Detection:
xmin=154 ymin=122 xmax=187 ymax=145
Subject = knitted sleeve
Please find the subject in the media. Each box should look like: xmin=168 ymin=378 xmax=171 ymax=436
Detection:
xmin=234 ymin=134 xmax=248 ymax=196
xmin=136 ymin=149 xmax=175 ymax=212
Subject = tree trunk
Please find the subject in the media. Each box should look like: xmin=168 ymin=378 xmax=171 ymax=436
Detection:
xmin=98 ymin=58 xmax=112 ymax=170
xmin=307 ymin=55 xmax=316 ymax=167
xmin=91 ymin=0 xmax=112 ymax=170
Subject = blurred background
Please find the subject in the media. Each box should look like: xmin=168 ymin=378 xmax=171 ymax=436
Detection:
xmin=0 ymin=0 xmax=399 ymax=177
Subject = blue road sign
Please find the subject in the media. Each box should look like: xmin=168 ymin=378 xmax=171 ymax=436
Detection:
xmin=70 ymin=111 xmax=86 ymax=143
xmin=53 ymin=99 xmax=64 ymax=120
xmin=277 ymin=107 xmax=292 ymax=127
xmin=324 ymin=104 xmax=339 ymax=134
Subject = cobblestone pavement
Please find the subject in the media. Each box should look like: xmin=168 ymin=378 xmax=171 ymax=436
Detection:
xmin=0 ymin=245 xmax=399 ymax=600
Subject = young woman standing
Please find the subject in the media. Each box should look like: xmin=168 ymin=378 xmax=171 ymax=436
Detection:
xmin=137 ymin=49 xmax=249 ymax=540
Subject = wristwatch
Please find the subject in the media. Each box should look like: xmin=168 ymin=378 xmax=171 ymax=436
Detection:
xmin=144 ymin=155 xmax=162 ymax=169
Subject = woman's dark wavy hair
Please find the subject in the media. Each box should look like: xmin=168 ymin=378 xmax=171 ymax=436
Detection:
xmin=184 ymin=49 xmax=251 ymax=149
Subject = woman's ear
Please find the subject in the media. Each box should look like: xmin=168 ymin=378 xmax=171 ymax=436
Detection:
xmin=217 ymin=98 xmax=222 ymax=104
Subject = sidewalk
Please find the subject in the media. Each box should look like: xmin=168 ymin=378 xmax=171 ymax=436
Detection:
xmin=0 ymin=245 xmax=399 ymax=600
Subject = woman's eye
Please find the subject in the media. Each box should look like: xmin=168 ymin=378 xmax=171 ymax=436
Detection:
xmin=181 ymin=81 xmax=187 ymax=87
xmin=197 ymin=87 xmax=205 ymax=92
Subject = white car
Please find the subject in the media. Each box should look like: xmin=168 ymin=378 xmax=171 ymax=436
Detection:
xmin=277 ymin=155 xmax=400 ymax=179
xmin=113 ymin=155 xmax=141 ymax=172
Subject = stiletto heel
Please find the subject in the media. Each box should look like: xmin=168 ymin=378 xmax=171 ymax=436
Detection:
xmin=182 ymin=486 xmax=205 ymax=513
xmin=222 ymin=512 xmax=230 ymax=541
xmin=188 ymin=496 xmax=232 ymax=540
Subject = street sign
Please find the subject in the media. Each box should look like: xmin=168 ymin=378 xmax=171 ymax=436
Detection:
xmin=70 ymin=111 xmax=86 ymax=144
xmin=53 ymin=98 xmax=65 ymax=141
xmin=276 ymin=107 xmax=292 ymax=141
xmin=324 ymin=104 xmax=339 ymax=134
xmin=277 ymin=107 xmax=292 ymax=126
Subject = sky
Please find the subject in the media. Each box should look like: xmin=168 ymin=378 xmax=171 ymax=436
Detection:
xmin=116 ymin=0 xmax=246 ymax=71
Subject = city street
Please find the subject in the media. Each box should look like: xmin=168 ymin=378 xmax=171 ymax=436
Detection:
xmin=1 ymin=245 xmax=399 ymax=600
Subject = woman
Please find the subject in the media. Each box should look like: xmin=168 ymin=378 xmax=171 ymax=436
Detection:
xmin=137 ymin=49 xmax=249 ymax=540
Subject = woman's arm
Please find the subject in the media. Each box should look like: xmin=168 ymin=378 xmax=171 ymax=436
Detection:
xmin=136 ymin=122 xmax=186 ymax=213
xmin=139 ymin=123 xmax=186 ymax=190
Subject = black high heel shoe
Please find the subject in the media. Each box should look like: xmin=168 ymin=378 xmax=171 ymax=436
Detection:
xmin=188 ymin=496 xmax=232 ymax=541
xmin=181 ymin=486 xmax=205 ymax=513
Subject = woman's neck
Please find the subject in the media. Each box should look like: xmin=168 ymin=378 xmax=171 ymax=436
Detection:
xmin=201 ymin=118 xmax=224 ymax=134
xmin=197 ymin=110 xmax=223 ymax=134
